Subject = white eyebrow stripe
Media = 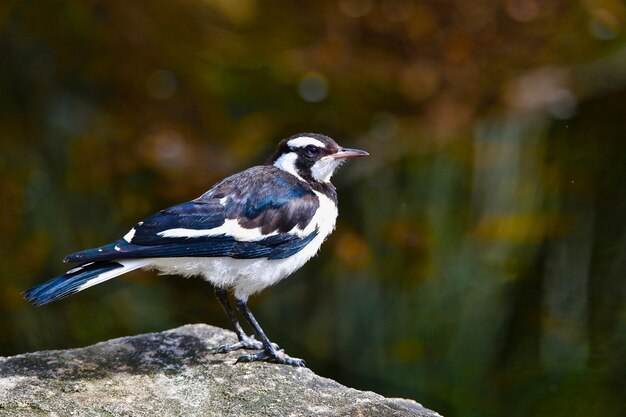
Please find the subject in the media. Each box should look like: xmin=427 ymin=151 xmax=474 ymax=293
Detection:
xmin=287 ymin=136 xmax=326 ymax=148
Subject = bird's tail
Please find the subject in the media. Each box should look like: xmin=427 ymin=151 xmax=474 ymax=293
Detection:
xmin=24 ymin=259 xmax=149 ymax=306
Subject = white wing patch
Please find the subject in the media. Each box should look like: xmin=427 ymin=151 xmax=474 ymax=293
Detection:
xmin=287 ymin=136 xmax=326 ymax=149
xmin=157 ymin=192 xmax=332 ymax=243
xmin=158 ymin=219 xmax=280 ymax=242
xmin=123 ymin=222 xmax=144 ymax=243
xmin=123 ymin=227 xmax=136 ymax=242
xmin=149 ymin=191 xmax=338 ymax=300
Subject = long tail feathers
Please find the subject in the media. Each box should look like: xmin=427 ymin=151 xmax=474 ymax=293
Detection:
xmin=24 ymin=259 xmax=148 ymax=306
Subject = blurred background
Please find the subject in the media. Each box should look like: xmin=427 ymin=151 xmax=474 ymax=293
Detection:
xmin=1 ymin=1 xmax=625 ymax=416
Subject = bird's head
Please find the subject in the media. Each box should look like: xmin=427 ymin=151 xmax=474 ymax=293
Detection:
xmin=268 ymin=133 xmax=368 ymax=183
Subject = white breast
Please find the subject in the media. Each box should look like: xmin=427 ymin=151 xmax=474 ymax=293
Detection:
xmin=145 ymin=191 xmax=338 ymax=300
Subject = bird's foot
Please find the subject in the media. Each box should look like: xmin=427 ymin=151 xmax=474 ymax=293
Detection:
xmin=216 ymin=335 xmax=279 ymax=353
xmin=235 ymin=349 xmax=306 ymax=367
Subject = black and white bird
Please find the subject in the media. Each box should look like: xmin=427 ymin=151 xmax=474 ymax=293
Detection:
xmin=24 ymin=133 xmax=368 ymax=367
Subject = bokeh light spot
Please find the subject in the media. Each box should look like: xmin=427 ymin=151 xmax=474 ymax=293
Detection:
xmin=335 ymin=231 xmax=371 ymax=269
xmin=143 ymin=129 xmax=186 ymax=169
xmin=297 ymin=72 xmax=328 ymax=103
xmin=381 ymin=0 xmax=414 ymax=22
xmin=505 ymin=0 xmax=540 ymax=22
xmin=338 ymin=0 xmax=373 ymax=18
xmin=400 ymin=63 xmax=440 ymax=101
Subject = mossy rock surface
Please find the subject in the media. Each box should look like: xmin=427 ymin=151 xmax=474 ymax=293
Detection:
xmin=0 ymin=324 xmax=440 ymax=417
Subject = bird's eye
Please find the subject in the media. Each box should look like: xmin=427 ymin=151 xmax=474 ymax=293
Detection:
xmin=305 ymin=145 xmax=319 ymax=156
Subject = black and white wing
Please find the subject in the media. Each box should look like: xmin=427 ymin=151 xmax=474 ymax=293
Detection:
xmin=64 ymin=166 xmax=322 ymax=263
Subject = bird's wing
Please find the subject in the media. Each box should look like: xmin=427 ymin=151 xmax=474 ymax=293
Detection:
xmin=64 ymin=167 xmax=320 ymax=263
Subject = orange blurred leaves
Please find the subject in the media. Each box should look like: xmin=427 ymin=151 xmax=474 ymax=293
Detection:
xmin=334 ymin=230 xmax=371 ymax=270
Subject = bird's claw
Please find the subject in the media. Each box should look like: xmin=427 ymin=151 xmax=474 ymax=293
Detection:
xmin=216 ymin=335 xmax=279 ymax=353
xmin=235 ymin=349 xmax=306 ymax=367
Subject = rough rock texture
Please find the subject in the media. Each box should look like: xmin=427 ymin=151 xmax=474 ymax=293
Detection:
xmin=0 ymin=324 xmax=440 ymax=416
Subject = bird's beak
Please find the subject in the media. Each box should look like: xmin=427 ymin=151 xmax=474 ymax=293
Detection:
xmin=325 ymin=147 xmax=369 ymax=160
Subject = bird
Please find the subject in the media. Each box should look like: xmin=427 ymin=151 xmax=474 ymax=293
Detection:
xmin=24 ymin=133 xmax=368 ymax=367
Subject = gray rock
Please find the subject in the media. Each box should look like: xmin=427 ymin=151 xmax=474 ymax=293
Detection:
xmin=0 ymin=324 xmax=441 ymax=416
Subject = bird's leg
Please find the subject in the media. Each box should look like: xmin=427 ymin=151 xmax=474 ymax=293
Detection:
xmin=233 ymin=297 xmax=305 ymax=367
xmin=214 ymin=287 xmax=265 ymax=353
